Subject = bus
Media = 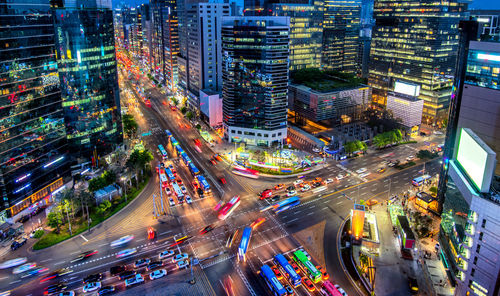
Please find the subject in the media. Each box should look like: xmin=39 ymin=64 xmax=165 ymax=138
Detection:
xmin=175 ymin=145 xmax=184 ymax=155
xmin=292 ymin=250 xmax=321 ymax=283
xmin=165 ymin=168 xmax=175 ymax=182
xmin=218 ymin=196 xmax=241 ymax=220
xmin=320 ymin=280 xmax=342 ymax=296
xmin=165 ymin=130 xmax=172 ymax=138
xmin=181 ymin=152 xmax=192 ymax=165
xmin=159 ymin=171 xmax=168 ymax=188
xmin=274 ymin=254 xmax=301 ymax=287
xmin=232 ymin=165 xmax=259 ymax=179
xmin=238 ymin=227 xmax=252 ymax=262
xmin=272 ymin=196 xmax=300 ymax=214
xmin=158 ymin=145 xmax=168 ymax=160
xmin=412 ymin=174 xmax=431 ymax=186
xmin=188 ymin=163 xmax=200 ymax=176
xmin=196 ymin=175 xmax=211 ymax=192
xmin=260 ymin=264 xmax=286 ymax=296
xmin=171 ymin=182 xmax=184 ymax=199
xmin=170 ymin=137 xmax=179 ymax=146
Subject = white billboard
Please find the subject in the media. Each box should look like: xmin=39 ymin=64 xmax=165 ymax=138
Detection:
xmin=456 ymin=128 xmax=496 ymax=193
xmin=394 ymin=81 xmax=420 ymax=97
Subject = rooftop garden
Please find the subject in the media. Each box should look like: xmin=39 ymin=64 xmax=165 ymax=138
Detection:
xmin=290 ymin=68 xmax=366 ymax=92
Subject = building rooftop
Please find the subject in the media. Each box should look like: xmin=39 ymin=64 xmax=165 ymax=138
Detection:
xmin=290 ymin=68 xmax=366 ymax=93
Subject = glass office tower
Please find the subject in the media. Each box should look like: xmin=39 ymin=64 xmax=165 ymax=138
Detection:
xmin=52 ymin=0 xmax=123 ymax=162
xmin=368 ymin=0 xmax=468 ymax=124
xmin=0 ymin=0 xmax=70 ymax=219
xmin=322 ymin=0 xmax=362 ymax=74
xmin=222 ymin=16 xmax=289 ymax=146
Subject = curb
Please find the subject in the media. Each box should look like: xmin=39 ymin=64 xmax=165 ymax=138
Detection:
xmin=31 ymin=177 xmax=153 ymax=252
xmin=257 ymin=163 xmax=329 ymax=179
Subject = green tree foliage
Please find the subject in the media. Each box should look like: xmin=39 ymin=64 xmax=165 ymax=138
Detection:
xmin=47 ymin=211 xmax=63 ymax=233
xmin=416 ymin=149 xmax=439 ymax=160
xmin=429 ymin=186 xmax=438 ymax=195
xmin=88 ymin=170 xmax=117 ymax=192
xmin=126 ymin=149 xmax=153 ymax=181
xmin=180 ymin=106 xmax=187 ymax=115
xmin=195 ymin=124 xmax=201 ymax=130
xmin=170 ymin=97 xmax=179 ymax=106
xmin=372 ymin=129 xmax=403 ymax=148
xmin=185 ymin=111 xmax=193 ymax=120
xmin=122 ymin=114 xmax=138 ymax=138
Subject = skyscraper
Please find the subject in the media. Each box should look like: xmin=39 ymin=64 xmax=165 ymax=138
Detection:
xmin=52 ymin=0 xmax=123 ymax=162
xmin=368 ymin=0 xmax=468 ymax=124
xmin=437 ymin=21 xmax=500 ymax=296
xmin=222 ymin=16 xmax=289 ymax=146
xmin=0 ymin=0 xmax=70 ymax=219
xmin=322 ymin=0 xmax=362 ymax=74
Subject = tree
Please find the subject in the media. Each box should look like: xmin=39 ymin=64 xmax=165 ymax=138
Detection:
xmin=102 ymin=170 xmax=117 ymax=186
xmin=180 ymin=106 xmax=187 ymax=115
xmin=356 ymin=141 xmax=368 ymax=152
xmin=343 ymin=141 xmax=357 ymax=155
xmin=47 ymin=211 xmax=63 ymax=233
xmin=185 ymin=111 xmax=193 ymax=120
xmin=170 ymin=97 xmax=179 ymax=106
xmin=417 ymin=149 xmax=434 ymax=160
xmin=88 ymin=177 xmax=106 ymax=192
xmin=122 ymin=114 xmax=138 ymax=138
xmin=126 ymin=149 xmax=153 ymax=181
xmin=195 ymin=124 xmax=201 ymax=130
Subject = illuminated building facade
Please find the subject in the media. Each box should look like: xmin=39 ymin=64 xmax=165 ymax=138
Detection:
xmin=222 ymin=16 xmax=289 ymax=146
xmin=368 ymin=0 xmax=468 ymax=124
xmin=0 ymin=0 xmax=70 ymax=218
xmin=322 ymin=0 xmax=361 ymax=74
xmin=471 ymin=10 xmax=500 ymax=41
xmin=270 ymin=1 xmax=324 ymax=70
xmin=53 ymin=0 xmax=123 ymax=162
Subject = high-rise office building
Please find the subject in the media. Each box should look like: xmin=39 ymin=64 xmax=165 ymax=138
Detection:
xmin=368 ymin=0 xmax=468 ymax=124
xmin=270 ymin=0 xmax=324 ymax=71
xmin=322 ymin=0 xmax=362 ymax=74
xmin=0 ymin=0 xmax=70 ymax=219
xmin=470 ymin=10 xmax=500 ymax=41
xmin=222 ymin=16 xmax=289 ymax=146
xmin=437 ymin=21 xmax=500 ymax=296
xmin=52 ymin=0 xmax=123 ymax=162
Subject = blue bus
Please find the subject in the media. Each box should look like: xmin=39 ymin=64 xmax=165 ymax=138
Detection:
xmin=260 ymin=264 xmax=286 ymax=296
xmin=164 ymin=168 xmax=175 ymax=182
xmin=175 ymin=145 xmax=184 ymax=155
xmin=238 ymin=227 xmax=252 ymax=262
xmin=274 ymin=254 xmax=301 ymax=287
xmin=165 ymin=130 xmax=172 ymax=138
xmin=181 ymin=152 xmax=192 ymax=165
xmin=412 ymin=174 xmax=431 ymax=186
xmin=188 ymin=163 xmax=200 ymax=176
xmin=273 ymin=196 xmax=300 ymax=214
xmin=196 ymin=175 xmax=210 ymax=192
xmin=170 ymin=137 xmax=179 ymax=146
xmin=158 ymin=145 xmax=168 ymax=160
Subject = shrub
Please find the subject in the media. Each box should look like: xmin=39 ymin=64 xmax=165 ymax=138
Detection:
xmin=33 ymin=229 xmax=44 ymax=239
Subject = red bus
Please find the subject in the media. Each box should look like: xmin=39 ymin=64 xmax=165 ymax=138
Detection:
xmin=218 ymin=196 xmax=240 ymax=220
xmin=320 ymin=280 xmax=342 ymax=296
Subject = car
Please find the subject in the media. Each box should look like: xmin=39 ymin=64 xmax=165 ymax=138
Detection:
xmin=146 ymin=261 xmax=163 ymax=271
xmin=168 ymin=198 xmax=175 ymax=206
xmin=83 ymin=281 xmax=101 ymax=293
xmin=311 ymin=182 xmax=321 ymax=188
xmin=408 ymin=276 xmax=419 ymax=294
xmin=194 ymin=139 xmax=201 ymax=146
xmin=71 ymin=250 xmax=98 ymax=262
xmin=316 ymin=265 xmax=329 ymax=280
xmin=40 ymin=268 xmax=74 ymax=283
xmin=210 ymin=159 xmax=217 ymax=165
xmin=285 ymin=284 xmax=294 ymax=295
xmin=20 ymin=266 xmax=49 ymax=278
xmin=336 ymin=174 xmax=345 ymax=180
xmin=312 ymin=147 xmax=321 ymax=153
xmin=274 ymin=184 xmax=285 ymax=190
xmin=134 ymin=258 xmax=151 ymax=268
xmin=110 ymin=235 xmax=134 ymax=247
xmin=16 ymin=215 xmax=30 ymax=224
xmin=197 ymin=187 xmax=204 ymax=197
xmin=356 ymin=168 xmax=367 ymax=174
xmin=178 ymin=196 xmax=184 ymax=204
xmin=165 ymin=187 xmax=172 ymax=195
xmin=377 ymin=167 xmax=386 ymax=173
xmin=118 ymin=270 xmax=136 ymax=281
xmin=98 ymin=286 xmax=115 ymax=295
xmin=109 ymin=265 xmax=126 ymax=276
xmin=313 ymin=177 xmax=322 ymax=183
xmin=10 ymin=237 xmax=27 ymax=250
xmin=176 ymin=179 xmax=183 ymax=186
xmin=125 ymin=274 xmax=144 ymax=287
xmin=159 ymin=250 xmax=175 ymax=260
xmin=334 ymin=284 xmax=348 ymax=296
xmin=181 ymin=186 xmax=187 ymax=193
xmin=388 ymin=162 xmax=396 ymax=167
xmin=214 ymin=154 xmax=223 ymax=161
xmin=200 ymin=225 xmax=214 ymax=234
xmin=250 ymin=217 xmax=266 ymax=229
xmin=293 ymin=179 xmax=303 ymax=186
xmin=302 ymin=277 xmax=315 ymax=292
xmin=177 ymin=260 xmax=189 ymax=269
xmin=185 ymin=195 xmax=192 ymax=204
xmin=44 ymin=283 xmax=67 ymax=295
xmin=260 ymin=189 xmax=272 ymax=200
xmin=289 ymin=261 xmax=300 ymax=274
xmin=271 ymin=195 xmax=280 ymax=202
xmin=213 ymin=201 xmax=223 ymax=211
xmin=56 ymin=292 xmax=75 ymax=296
xmin=172 ymin=253 xmax=189 ymax=263
xmin=301 ymin=184 xmax=311 ymax=192
xmin=149 ymin=269 xmax=167 ymax=280
xmin=116 ymin=248 xmax=136 ymax=258
xmin=83 ymin=273 xmax=103 ymax=283
xmin=13 ymin=262 xmax=36 ymax=274
xmin=286 ymin=186 xmax=295 ymax=192
xmin=366 ymin=199 xmax=378 ymax=206
xmin=271 ymin=265 xmax=283 ymax=280
xmin=359 ymin=172 xmax=371 ymax=178
xmin=406 ymin=155 xmax=415 ymax=161
xmin=287 ymin=190 xmax=297 ymax=197
xmin=168 ymin=164 xmax=175 ymax=171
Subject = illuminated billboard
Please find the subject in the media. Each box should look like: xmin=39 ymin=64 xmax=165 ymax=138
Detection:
xmin=394 ymin=81 xmax=420 ymax=97
xmin=351 ymin=204 xmax=365 ymax=241
xmin=456 ymin=128 xmax=496 ymax=193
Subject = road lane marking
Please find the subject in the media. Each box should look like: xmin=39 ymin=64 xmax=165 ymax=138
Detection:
xmin=40 ymin=259 xmax=53 ymax=263
xmin=54 ymin=261 xmax=66 ymax=266
xmin=70 ymin=251 xmax=80 ymax=255
xmin=322 ymin=207 xmax=328 ymax=210
xmin=79 ymin=234 xmax=88 ymax=242
xmin=159 ymin=230 xmax=173 ymax=235
xmin=287 ymin=218 xmax=299 ymax=223
xmin=9 ymin=280 xmax=20 ymax=284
